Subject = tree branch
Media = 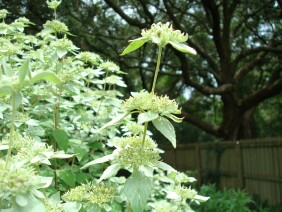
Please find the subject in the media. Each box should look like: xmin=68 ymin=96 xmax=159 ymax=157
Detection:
xmin=163 ymin=0 xmax=221 ymax=81
xmin=240 ymin=78 xmax=282 ymax=111
xmin=104 ymin=0 xmax=147 ymax=28
xmin=234 ymin=51 xmax=267 ymax=82
xmin=182 ymin=112 xmax=221 ymax=137
xmin=176 ymin=51 xmax=232 ymax=95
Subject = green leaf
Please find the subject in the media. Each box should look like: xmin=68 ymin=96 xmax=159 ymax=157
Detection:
xmin=152 ymin=117 xmax=176 ymax=148
xmin=18 ymin=59 xmax=30 ymax=82
xmin=81 ymin=154 xmax=113 ymax=170
xmin=123 ymin=171 xmax=153 ymax=212
xmin=31 ymin=71 xmax=62 ymax=84
xmin=157 ymin=161 xmax=176 ymax=172
xmin=137 ymin=111 xmax=159 ymax=124
xmin=99 ymin=113 xmax=129 ymax=130
xmin=120 ymin=37 xmax=148 ymax=56
xmin=98 ymin=163 xmax=121 ymax=182
xmin=0 ymin=145 xmax=9 ymax=150
xmin=37 ymin=176 xmax=53 ymax=189
xmin=12 ymin=193 xmax=45 ymax=212
xmin=63 ymin=202 xmax=82 ymax=212
xmin=58 ymin=170 xmax=76 ymax=187
xmin=52 ymin=129 xmax=69 ymax=152
xmin=15 ymin=194 xmax=28 ymax=206
xmin=2 ymin=61 xmax=13 ymax=76
xmin=193 ymin=195 xmax=210 ymax=202
xmin=13 ymin=92 xmax=22 ymax=109
xmin=169 ymin=41 xmax=197 ymax=55
xmin=164 ymin=113 xmax=183 ymax=123
xmin=56 ymin=48 xmax=68 ymax=59
xmin=0 ymin=85 xmax=13 ymax=95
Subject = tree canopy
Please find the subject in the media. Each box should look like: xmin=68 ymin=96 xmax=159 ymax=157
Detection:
xmin=2 ymin=0 xmax=282 ymax=141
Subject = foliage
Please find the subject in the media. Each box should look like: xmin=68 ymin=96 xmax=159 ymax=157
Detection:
xmin=0 ymin=1 xmax=209 ymax=211
xmin=192 ymin=184 xmax=252 ymax=212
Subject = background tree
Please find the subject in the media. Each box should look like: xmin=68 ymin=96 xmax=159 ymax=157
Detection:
xmin=3 ymin=0 xmax=282 ymax=141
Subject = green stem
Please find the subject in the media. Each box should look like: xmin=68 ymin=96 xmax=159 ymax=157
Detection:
xmin=127 ymin=202 xmax=131 ymax=212
xmin=142 ymin=46 xmax=163 ymax=147
xmin=151 ymin=46 xmax=163 ymax=93
xmin=6 ymin=92 xmax=16 ymax=167
xmin=141 ymin=122 xmax=148 ymax=147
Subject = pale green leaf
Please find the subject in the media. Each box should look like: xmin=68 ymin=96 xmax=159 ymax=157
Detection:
xmin=123 ymin=171 xmax=153 ymax=212
xmin=52 ymin=152 xmax=75 ymax=159
xmin=31 ymin=71 xmax=62 ymax=84
xmin=57 ymin=48 xmax=67 ymax=59
xmin=12 ymin=193 xmax=45 ymax=212
xmin=0 ymin=145 xmax=9 ymax=150
xmin=193 ymin=195 xmax=210 ymax=202
xmin=2 ymin=61 xmax=13 ymax=76
xmin=18 ymin=59 xmax=30 ymax=82
xmin=99 ymin=113 xmax=129 ymax=130
xmin=0 ymin=85 xmax=13 ymax=95
xmin=13 ymin=92 xmax=22 ymax=109
xmin=98 ymin=163 xmax=121 ymax=182
xmin=157 ymin=161 xmax=176 ymax=172
xmin=120 ymin=37 xmax=148 ymax=56
xmin=166 ymin=191 xmax=180 ymax=200
xmin=152 ymin=117 xmax=176 ymax=148
xmin=137 ymin=111 xmax=159 ymax=124
xmin=37 ymin=176 xmax=53 ymax=189
xmin=81 ymin=154 xmax=113 ymax=170
xmin=169 ymin=41 xmax=197 ymax=55
xmin=165 ymin=113 xmax=183 ymax=123
xmin=63 ymin=202 xmax=82 ymax=212
xmin=15 ymin=194 xmax=28 ymax=206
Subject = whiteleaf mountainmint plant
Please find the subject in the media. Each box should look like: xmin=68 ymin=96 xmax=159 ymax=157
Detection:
xmin=82 ymin=22 xmax=209 ymax=211
xmin=0 ymin=1 xmax=209 ymax=211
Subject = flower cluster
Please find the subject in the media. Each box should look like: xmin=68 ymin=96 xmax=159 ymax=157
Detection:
xmin=175 ymin=185 xmax=198 ymax=200
xmin=77 ymin=51 xmax=101 ymax=66
xmin=44 ymin=199 xmax=64 ymax=212
xmin=112 ymin=135 xmax=160 ymax=169
xmin=122 ymin=122 xmax=145 ymax=136
xmin=1 ymin=134 xmax=52 ymax=161
xmin=99 ymin=61 xmax=124 ymax=74
xmin=62 ymin=182 xmax=116 ymax=206
xmin=0 ymin=9 xmax=8 ymax=19
xmin=43 ymin=20 xmax=69 ymax=34
xmin=141 ymin=22 xmax=188 ymax=47
xmin=0 ymin=159 xmax=40 ymax=196
xmin=123 ymin=91 xmax=181 ymax=116
xmin=51 ymin=37 xmax=74 ymax=51
xmin=47 ymin=0 xmax=62 ymax=10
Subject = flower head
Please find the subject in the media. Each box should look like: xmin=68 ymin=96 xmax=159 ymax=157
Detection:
xmin=43 ymin=20 xmax=69 ymax=34
xmin=121 ymin=22 xmax=196 ymax=55
xmin=112 ymin=135 xmax=160 ymax=169
xmin=62 ymin=182 xmax=116 ymax=206
xmin=123 ymin=91 xmax=181 ymax=122
xmin=0 ymin=159 xmax=41 ymax=196
xmin=0 ymin=9 xmax=8 ymax=19
xmin=47 ymin=0 xmax=62 ymax=10
xmin=99 ymin=61 xmax=125 ymax=74
xmin=141 ymin=22 xmax=187 ymax=47
xmin=77 ymin=51 xmax=101 ymax=66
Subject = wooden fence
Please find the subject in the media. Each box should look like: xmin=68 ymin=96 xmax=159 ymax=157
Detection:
xmin=160 ymin=137 xmax=282 ymax=205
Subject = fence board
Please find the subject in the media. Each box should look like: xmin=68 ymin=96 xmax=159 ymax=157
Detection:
xmin=160 ymin=137 xmax=282 ymax=205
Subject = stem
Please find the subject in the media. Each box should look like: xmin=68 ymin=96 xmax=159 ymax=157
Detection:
xmin=142 ymin=46 xmax=163 ymax=147
xmin=141 ymin=122 xmax=148 ymax=147
xmin=6 ymin=92 xmax=16 ymax=167
xmin=151 ymin=46 xmax=163 ymax=93
xmin=127 ymin=202 xmax=131 ymax=212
